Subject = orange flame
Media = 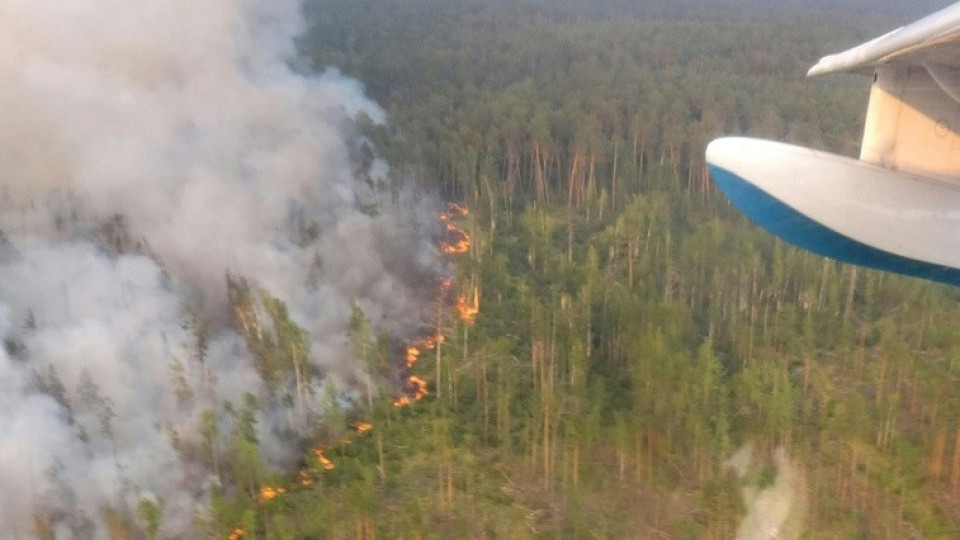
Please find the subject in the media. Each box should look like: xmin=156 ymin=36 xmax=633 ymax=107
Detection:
xmin=399 ymin=335 xmax=444 ymax=370
xmin=409 ymin=375 xmax=429 ymax=400
xmin=298 ymin=469 xmax=315 ymax=486
xmin=234 ymin=203 xmax=473 ymax=536
xmin=440 ymin=203 xmax=471 ymax=255
xmin=419 ymin=334 xmax=445 ymax=350
xmin=456 ymin=286 xmax=480 ymax=324
xmin=444 ymin=202 xmax=469 ymax=217
xmin=393 ymin=203 xmax=471 ymax=407
xmin=404 ymin=346 xmax=420 ymax=368
xmin=440 ymin=234 xmax=471 ymax=255
xmin=234 ymin=203 xmax=474 ymax=535
xmin=314 ymin=448 xmax=335 ymax=470
xmin=393 ymin=374 xmax=429 ymax=407
xmin=258 ymin=486 xmax=285 ymax=503
xmin=392 ymin=337 xmax=440 ymax=407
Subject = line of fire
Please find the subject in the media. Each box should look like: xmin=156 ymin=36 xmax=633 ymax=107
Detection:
xmin=231 ymin=203 xmax=477 ymax=538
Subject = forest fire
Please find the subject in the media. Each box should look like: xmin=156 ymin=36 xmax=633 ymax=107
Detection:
xmin=391 ymin=372 xmax=429 ymax=407
xmin=392 ymin=335 xmax=444 ymax=407
xmin=404 ymin=345 xmax=420 ymax=368
xmin=440 ymin=231 xmax=471 ymax=255
xmin=250 ymin=421 xmax=373 ymax=517
xmin=258 ymin=486 xmax=285 ymax=503
xmin=409 ymin=375 xmax=428 ymax=400
xmin=393 ymin=331 xmax=447 ymax=406
xmin=298 ymin=469 xmax=315 ymax=486
xmin=314 ymin=448 xmax=336 ymax=470
xmin=392 ymin=203 xmax=476 ymax=408
xmin=392 ymin=395 xmax=414 ymax=407
xmin=419 ymin=334 xmax=446 ymax=349
xmin=255 ymin=420 xmax=373 ymax=517
xmin=227 ymin=203 xmax=473 ymax=536
xmin=440 ymin=202 xmax=471 ymax=255
xmin=456 ymin=286 xmax=480 ymax=324
xmin=445 ymin=202 xmax=469 ymax=217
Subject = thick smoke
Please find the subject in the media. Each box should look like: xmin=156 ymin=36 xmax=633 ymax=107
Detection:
xmin=0 ymin=0 xmax=438 ymax=536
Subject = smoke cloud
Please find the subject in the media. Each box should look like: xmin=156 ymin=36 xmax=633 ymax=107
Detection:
xmin=0 ymin=0 xmax=438 ymax=536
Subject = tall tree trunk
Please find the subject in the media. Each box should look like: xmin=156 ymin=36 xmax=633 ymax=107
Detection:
xmin=533 ymin=142 xmax=547 ymax=206
xmin=950 ymin=419 xmax=960 ymax=493
xmin=435 ymin=300 xmax=444 ymax=400
xmin=567 ymin=151 xmax=582 ymax=210
xmin=611 ymin=138 xmax=619 ymax=209
xmin=932 ymin=429 xmax=946 ymax=482
xmin=843 ymin=266 xmax=857 ymax=328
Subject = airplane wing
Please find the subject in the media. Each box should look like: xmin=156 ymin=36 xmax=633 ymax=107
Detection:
xmin=808 ymin=4 xmax=960 ymax=76
xmin=706 ymin=2 xmax=960 ymax=287
xmin=809 ymin=3 xmax=960 ymax=181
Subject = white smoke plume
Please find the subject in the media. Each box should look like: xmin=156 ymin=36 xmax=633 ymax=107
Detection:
xmin=0 ymin=0 xmax=438 ymax=536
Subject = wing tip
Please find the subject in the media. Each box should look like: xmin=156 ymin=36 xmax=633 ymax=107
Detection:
xmin=806 ymin=27 xmax=907 ymax=77
xmin=807 ymin=60 xmax=831 ymax=77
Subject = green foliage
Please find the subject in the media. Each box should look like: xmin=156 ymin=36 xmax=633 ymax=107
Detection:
xmin=227 ymin=275 xmax=318 ymax=426
xmin=227 ymin=393 xmax=265 ymax=496
xmin=195 ymin=1 xmax=960 ymax=537
xmin=757 ymin=464 xmax=777 ymax=489
xmin=137 ymin=497 xmax=164 ymax=540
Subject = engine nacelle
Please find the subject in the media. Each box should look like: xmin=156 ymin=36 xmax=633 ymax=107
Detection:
xmin=706 ymin=137 xmax=960 ymax=286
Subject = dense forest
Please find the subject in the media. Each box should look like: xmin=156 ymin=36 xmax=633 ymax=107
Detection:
xmin=196 ymin=1 xmax=960 ymax=538
xmin=91 ymin=0 xmax=960 ymax=537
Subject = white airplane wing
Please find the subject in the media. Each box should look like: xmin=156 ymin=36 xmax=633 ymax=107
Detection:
xmin=706 ymin=2 xmax=960 ymax=286
xmin=810 ymin=3 xmax=960 ymax=180
xmin=808 ymin=4 xmax=960 ymax=76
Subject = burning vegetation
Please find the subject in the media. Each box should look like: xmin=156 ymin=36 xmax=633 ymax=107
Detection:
xmin=392 ymin=334 xmax=444 ymax=407
xmin=440 ymin=202 xmax=472 ymax=254
xmin=456 ymin=286 xmax=480 ymax=325
xmin=390 ymin=202 xmax=474 ymax=407
xmin=257 ymin=486 xmax=285 ymax=504
xmin=314 ymin=448 xmax=336 ymax=471
xmin=228 ymin=202 xmax=476 ymax=537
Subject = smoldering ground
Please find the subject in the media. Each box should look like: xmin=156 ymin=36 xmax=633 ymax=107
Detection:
xmin=0 ymin=0 xmax=439 ymax=536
